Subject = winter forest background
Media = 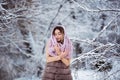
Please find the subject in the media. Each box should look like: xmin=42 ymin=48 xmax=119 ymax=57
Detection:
xmin=0 ymin=0 xmax=120 ymax=80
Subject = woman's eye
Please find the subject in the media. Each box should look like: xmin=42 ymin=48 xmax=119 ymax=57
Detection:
xmin=58 ymin=33 xmax=61 ymax=35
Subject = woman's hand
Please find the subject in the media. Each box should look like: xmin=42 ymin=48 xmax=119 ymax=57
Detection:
xmin=54 ymin=44 xmax=61 ymax=55
xmin=59 ymin=52 xmax=66 ymax=59
xmin=60 ymin=49 xmax=69 ymax=58
xmin=55 ymin=56 xmax=61 ymax=61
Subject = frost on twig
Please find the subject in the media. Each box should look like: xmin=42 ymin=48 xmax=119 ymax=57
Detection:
xmin=93 ymin=15 xmax=119 ymax=41
xmin=71 ymin=0 xmax=120 ymax=12
xmin=8 ymin=38 xmax=33 ymax=57
xmin=71 ymin=42 xmax=115 ymax=63
xmin=46 ymin=0 xmax=67 ymax=37
xmin=0 ymin=3 xmax=6 ymax=11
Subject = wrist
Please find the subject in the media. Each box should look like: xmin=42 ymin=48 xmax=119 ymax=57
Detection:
xmin=59 ymin=54 xmax=64 ymax=60
xmin=56 ymin=56 xmax=61 ymax=60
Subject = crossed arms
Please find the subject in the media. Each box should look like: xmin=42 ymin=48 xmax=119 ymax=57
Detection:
xmin=45 ymin=41 xmax=71 ymax=66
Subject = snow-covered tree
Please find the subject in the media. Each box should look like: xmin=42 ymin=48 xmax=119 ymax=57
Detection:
xmin=0 ymin=0 xmax=120 ymax=80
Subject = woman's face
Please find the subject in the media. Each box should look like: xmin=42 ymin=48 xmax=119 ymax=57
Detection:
xmin=54 ymin=29 xmax=64 ymax=42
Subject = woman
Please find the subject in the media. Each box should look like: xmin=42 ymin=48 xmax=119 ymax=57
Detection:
xmin=42 ymin=25 xmax=73 ymax=80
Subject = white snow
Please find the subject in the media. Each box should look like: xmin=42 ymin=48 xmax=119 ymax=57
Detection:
xmin=72 ymin=70 xmax=103 ymax=80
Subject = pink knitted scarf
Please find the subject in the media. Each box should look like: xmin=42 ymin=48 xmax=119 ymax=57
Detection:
xmin=48 ymin=26 xmax=73 ymax=59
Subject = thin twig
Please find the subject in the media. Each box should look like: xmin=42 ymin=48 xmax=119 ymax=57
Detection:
xmin=71 ymin=0 xmax=120 ymax=12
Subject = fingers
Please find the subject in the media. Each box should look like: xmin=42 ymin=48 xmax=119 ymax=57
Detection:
xmin=60 ymin=51 xmax=68 ymax=58
xmin=54 ymin=44 xmax=60 ymax=50
xmin=54 ymin=44 xmax=61 ymax=55
xmin=59 ymin=52 xmax=65 ymax=58
xmin=54 ymin=44 xmax=59 ymax=48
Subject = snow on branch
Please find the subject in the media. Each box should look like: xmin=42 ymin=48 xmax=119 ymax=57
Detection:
xmin=0 ymin=3 xmax=6 ymax=11
xmin=88 ymin=43 xmax=115 ymax=53
xmin=93 ymin=15 xmax=119 ymax=41
xmin=71 ymin=43 xmax=115 ymax=64
xmin=46 ymin=0 xmax=67 ymax=35
xmin=47 ymin=4 xmax=62 ymax=30
xmin=7 ymin=38 xmax=33 ymax=57
xmin=0 ymin=43 xmax=9 ymax=47
xmin=71 ymin=37 xmax=102 ymax=46
xmin=71 ymin=0 xmax=120 ymax=12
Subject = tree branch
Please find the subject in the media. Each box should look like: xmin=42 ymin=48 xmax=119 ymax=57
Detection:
xmin=71 ymin=0 xmax=120 ymax=12
xmin=71 ymin=43 xmax=115 ymax=64
xmin=7 ymin=38 xmax=33 ymax=57
xmin=92 ymin=15 xmax=118 ymax=41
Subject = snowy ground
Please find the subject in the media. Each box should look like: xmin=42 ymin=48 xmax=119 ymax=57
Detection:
xmin=72 ymin=70 xmax=104 ymax=80
xmin=14 ymin=76 xmax=41 ymax=80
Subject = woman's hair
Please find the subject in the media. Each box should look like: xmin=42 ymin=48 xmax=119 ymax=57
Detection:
xmin=52 ymin=26 xmax=65 ymax=35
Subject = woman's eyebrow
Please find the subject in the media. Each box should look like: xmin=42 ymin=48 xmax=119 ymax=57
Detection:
xmin=55 ymin=32 xmax=61 ymax=34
